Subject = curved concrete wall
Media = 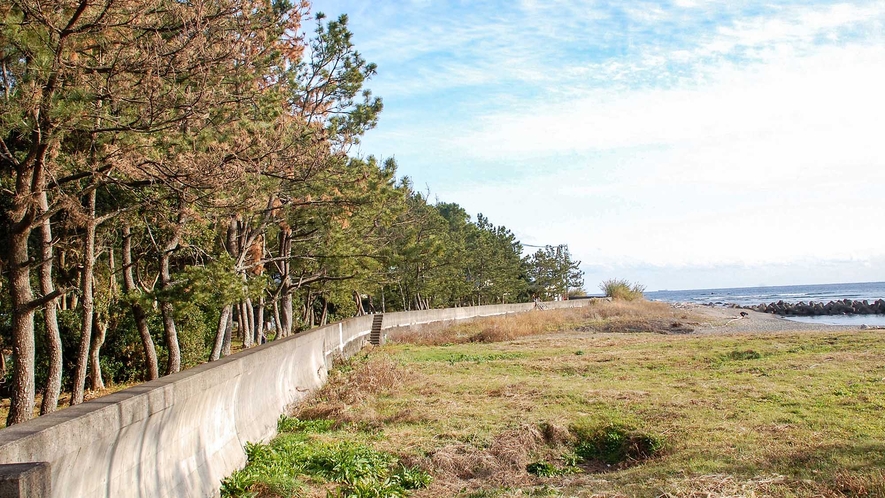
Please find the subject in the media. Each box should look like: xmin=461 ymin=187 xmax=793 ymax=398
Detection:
xmin=0 ymin=300 xmax=592 ymax=498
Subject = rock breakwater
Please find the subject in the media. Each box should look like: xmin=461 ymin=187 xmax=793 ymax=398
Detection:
xmin=745 ymin=299 xmax=885 ymax=316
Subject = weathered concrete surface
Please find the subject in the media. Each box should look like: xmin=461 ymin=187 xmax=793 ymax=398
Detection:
xmin=0 ymin=326 xmax=366 ymax=498
xmin=0 ymin=300 xmax=590 ymax=498
xmin=0 ymin=462 xmax=50 ymax=498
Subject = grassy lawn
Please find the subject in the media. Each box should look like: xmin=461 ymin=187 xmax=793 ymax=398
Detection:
xmin=224 ymin=302 xmax=885 ymax=497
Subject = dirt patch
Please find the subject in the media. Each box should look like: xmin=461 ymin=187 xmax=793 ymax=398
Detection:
xmin=682 ymin=305 xmax=857 ymax=334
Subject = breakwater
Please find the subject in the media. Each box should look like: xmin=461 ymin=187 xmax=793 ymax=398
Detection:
xmin=744 ymin=299 xmax=885 ymax=316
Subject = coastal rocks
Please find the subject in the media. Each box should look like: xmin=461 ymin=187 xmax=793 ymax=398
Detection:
xmin=745 ymin=299 xmax=885 ymax=316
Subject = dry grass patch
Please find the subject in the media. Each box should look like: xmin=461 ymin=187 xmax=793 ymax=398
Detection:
xmin=576 ymin=300 xmax=702 ymax=334
xmin=387 ymin=307 xmax=585 ymax=345
xmin=294 ymin=352 xmax=421 ymax=426
xmin=409 ymin=425 xmax=546 ymax=488
xmin=658 ymin=473 xmax=790 ymax=497
xmin=829 ymin=469 xmax=885 ymax=497
xmin=390 ymin=300 xmax=706 ymax=346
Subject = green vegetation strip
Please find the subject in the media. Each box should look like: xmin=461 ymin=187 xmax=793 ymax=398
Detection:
xmin=221 ymin=417 xmax=431 ymax=498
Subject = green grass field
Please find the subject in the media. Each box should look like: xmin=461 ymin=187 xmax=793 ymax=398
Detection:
xmin=224 ymin=302 xmax=885 ymax=497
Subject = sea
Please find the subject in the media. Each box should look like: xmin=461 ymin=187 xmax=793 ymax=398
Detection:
xmin=646 ymin=281 xmax=885 ymax=326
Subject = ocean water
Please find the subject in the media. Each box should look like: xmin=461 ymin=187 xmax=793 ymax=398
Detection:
xmin=646 ymin=281 xmax=885 ymax=307
xmin=646 ymin=281 xmax=885 ymax=327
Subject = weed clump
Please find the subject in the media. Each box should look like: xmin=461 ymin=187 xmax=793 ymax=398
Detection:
xmin=726 ymin=349 xmax=763 ymax=361
xmin=525 ymin=461 xmax=572 ymax=477
xmin=570 ymin=422 xmax=664 ymax=467
xmin=220 ymin=416 xmax=431 ymax=498
xmin=600 ymin=279 xmax=646 ymax=301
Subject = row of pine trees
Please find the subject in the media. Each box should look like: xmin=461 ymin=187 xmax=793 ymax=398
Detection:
xmin=0 ymin=1 xmax=582 ymax=426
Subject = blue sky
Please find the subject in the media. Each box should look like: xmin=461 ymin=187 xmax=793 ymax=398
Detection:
xmin=310 ymin=0 xmax=885 ymax=291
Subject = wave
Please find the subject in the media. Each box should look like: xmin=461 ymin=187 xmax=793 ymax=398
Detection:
xmin=646 ymin=281 xmax=885 ymax=307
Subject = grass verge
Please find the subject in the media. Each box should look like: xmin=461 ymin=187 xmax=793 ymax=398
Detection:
xmin=225 ymin=301 xmax=885 ymax=497
xmin=221 ymin=416 xmax=432 ymax=498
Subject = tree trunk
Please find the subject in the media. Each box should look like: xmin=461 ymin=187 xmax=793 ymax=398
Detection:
xmin=353 ymin=290 xmax=365 ymax=316
xmin=244 ymin=298 xmax=255 ymax=347
xmin=58 ymin=250 xmax=68 ymax=311
xmin=399 ymin=283 xmax=407 ymax=311
xmin=222 ymin=310 xmax=232 ymax=356
xmin=159 ymin=208 xmax=186 ymax=375
xmin=4 ymin=149 xmax=44 ymax=426
xmin=254 ymin=296 xmax=265 ymax=344
xmin=300 ymin=293 xmax=309 ymax=327
xmin=89 ymin=315 xmax=106 ymax=391
xmin=236 ymin=301 xmax=244 ymax=346
xmin=159 ymin=292 xmax=179 ymax=375
xmin=320 ymin=297 xmax=329 ymax=326
xmin=38 ymin=191 xmax=63 ymax=415
xmin=6 ymin=217 xmax=37 ymax=425
xmin=281 ymin=293 xmax=293 ymax=337
xmin=272 ymin=299 xmax=282 ymax=340
xmin=122 ymin=226 xmax=159 ymax=380
xmin=239 ymin=300 xmax=252 ymax=347
xmin=277 ymin=227 xmax=293 ymax=336
xmin=210 ymin=304 xmax=232 ymax=361
xmin=71 ymin=189 xmax=97 ymax=406
xmin=0 ymin=352 xmax=6 ymax=389
xmin=219 ymin=214 xmax=247 ymax=352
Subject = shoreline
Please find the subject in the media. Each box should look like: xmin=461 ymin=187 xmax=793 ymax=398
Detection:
xmin=677 ymin=303 xmax=861 ymax=334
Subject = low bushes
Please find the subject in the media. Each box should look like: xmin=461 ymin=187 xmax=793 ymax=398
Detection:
xmin=571 ymin=421 xmax=665 ymax=466
xmin=220 ymin=416 xmax=432 ymax=498
xmin=600 ymin=279 xmax=646 ymax=301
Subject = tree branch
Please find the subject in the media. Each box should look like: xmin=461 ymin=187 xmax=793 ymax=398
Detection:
xmin=21 ymin=288 xmax=70 ymax=314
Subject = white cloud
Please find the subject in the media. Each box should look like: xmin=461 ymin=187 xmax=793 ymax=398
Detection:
xmin=457 ymin=43 xmax=885 ymax=161
xmin=435 ymin=41 xmax=885 ymax=273
xmin=314 ymin=0 xmax=885 ymax=288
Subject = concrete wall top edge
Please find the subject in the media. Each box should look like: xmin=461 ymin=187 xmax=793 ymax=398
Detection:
xmin=0 ymin=326 xmax=330 ymax=452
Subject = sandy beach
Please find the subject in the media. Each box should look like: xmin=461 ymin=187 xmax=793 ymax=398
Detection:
xmin=678 ymin=303 xmax=860 ymax=334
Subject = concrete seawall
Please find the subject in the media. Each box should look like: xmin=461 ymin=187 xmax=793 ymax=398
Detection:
xmin=0 ymin=300 xmax=591 ymax=498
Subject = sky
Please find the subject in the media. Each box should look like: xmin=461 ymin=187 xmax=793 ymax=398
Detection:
xmin=309 ymin=0 xmax=885 ymax=291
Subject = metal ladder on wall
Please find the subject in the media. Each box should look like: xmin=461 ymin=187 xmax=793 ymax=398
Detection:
xmin=369 ymin=314 xmax=384 ymax=345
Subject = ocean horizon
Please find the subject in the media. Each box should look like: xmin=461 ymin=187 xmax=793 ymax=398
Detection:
xmin=645 ymin=281 xmax=885 ymax=306
xmin=645 ymin=281 xmax=885 ymax=326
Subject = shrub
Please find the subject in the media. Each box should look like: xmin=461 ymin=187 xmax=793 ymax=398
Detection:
xmin=221 ymin=417 xmax=431 ymax=497
xmin=726 ymin=349 xmax=762 ymax=361
xmin=526 ymin=461 xmax=557 ymax=477
xmin=570 ymin=422 xmax=664 ymax=466
xmin=600 ymin=279 xmax=646 ymax=301
xmin=526 ymin=461 xmax=574 ymax=477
